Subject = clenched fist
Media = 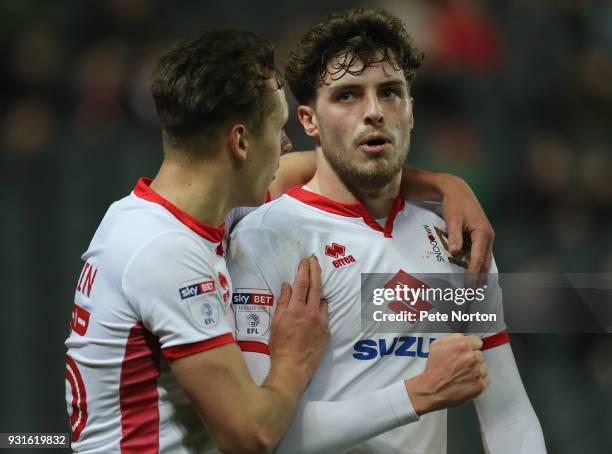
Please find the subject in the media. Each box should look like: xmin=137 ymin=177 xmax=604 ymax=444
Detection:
xmin=405 ymin=333 xmax=490 ymax=415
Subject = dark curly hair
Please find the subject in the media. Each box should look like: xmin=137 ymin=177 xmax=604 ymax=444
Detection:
xmin=285 ymin=8 xmax=424 ymax=105
xmin=151 ymin=30 xmax=282 ymax=152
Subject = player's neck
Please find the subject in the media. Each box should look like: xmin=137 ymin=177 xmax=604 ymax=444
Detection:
xmin=150 ymin=157 xmax=234 ymax=227
xmin=308 ymin=152 xmax=401 ymax=219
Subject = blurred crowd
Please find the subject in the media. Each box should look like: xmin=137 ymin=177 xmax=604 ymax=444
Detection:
xmin=1 ymin=0 xmax=610 ymax=452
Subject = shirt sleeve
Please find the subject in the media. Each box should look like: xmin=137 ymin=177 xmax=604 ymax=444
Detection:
xmin=476 ymin=258 xmax=510 ymax=350
xmin=475 ymin=343 xmax=547 ymax=453
xmin=276 ymin=381 xmax=418 ymax=454
xmin=224 ymin=191 xmax=272 ymax=236
xmin=123 ymin=230 xmax=235 ymax=360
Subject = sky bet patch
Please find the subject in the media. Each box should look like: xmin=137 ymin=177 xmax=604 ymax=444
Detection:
xmin=179 ymin=279 xmax=216 ymax=300
xmin=232 ymin=288 xmax=274 ymax=306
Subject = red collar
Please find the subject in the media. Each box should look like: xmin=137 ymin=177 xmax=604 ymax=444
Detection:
xmin=286 ymin=185 xmax=405 ymax=238
xmin=133 ymin=178 xmax=225 ymax=244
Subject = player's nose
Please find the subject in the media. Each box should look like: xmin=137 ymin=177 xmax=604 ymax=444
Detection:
xmin=363 ymin=93 xmax=384 ymax=125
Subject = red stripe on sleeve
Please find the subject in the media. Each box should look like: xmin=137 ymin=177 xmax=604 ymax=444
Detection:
xmin=119 ymin=322 xmax=161 ymax=454
xmin=237 ymin=340 xmax=270 ymax=355
xmin=481 ymin=331 xmax=510 ymax=350
xmin=162 ymin=333 xmax=236 ymax=360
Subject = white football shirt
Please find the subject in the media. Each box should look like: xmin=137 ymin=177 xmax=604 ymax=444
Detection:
xmin=227 ymin=185 xmax=509 ymax=454
xmin=65 ymin=178 xmax=236 ymax=453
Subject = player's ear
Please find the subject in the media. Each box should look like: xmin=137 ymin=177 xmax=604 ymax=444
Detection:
xmin=297 ymin=105 xmax=319 ymax=138
xmin=229 ymin=123 xmax=248 ymax=161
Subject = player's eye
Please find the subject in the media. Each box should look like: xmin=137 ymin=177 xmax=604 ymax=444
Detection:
xmin=337 ymin=92 xmax=356 ymax=102
xmin=380 ymin=88 xmax=399 ymax=99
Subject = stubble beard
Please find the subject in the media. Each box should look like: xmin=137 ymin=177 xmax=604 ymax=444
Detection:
xmin=320 ymin=126 xmax=410 ymax=194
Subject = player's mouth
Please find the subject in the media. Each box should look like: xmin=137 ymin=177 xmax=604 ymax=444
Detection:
xmin=358 ymin=133 xmax=391 ymax=154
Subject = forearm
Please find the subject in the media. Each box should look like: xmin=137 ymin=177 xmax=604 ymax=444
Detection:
xmin=275 ymin=381 xmax=418 ymax=454
xmin=400 ymin=166 xmax=455 ymax=203
xmin=270 ymin=151 xmax=316 ymax=199
xmin=475 ymin=344 xmax=547 ymax=454
xmin=249 ymin=362 xmax=311 ymax=447
xmin=171 ymin=346 xmax=308 ymax=454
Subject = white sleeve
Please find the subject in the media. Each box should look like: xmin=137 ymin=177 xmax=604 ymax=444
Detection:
xmin=475 ymin=343 xmax=547 ymax=454
xmin=275 ymin=381 xmax=418 ymax=454
xmin=123 ymin=231 xmax=235 ymax=360
xmin=224 ymin=190 xmax=272 ymax=235
xmin=225 ymin=206 xmax=257 ymax=236
xmin=227 ymin=225 xmax=419 ymax=454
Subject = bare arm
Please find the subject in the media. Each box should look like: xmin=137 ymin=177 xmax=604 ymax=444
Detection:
xmin=171 ymin=343 xmax=300 ymax=453
xmin=171 ymin=258 xmax=330 ymax=454
xmin=269 ymin=151 xmax=317 ymax=199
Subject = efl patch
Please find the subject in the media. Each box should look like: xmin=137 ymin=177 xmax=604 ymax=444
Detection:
xmin=234 ymin=288 xmax=273 ymax=337
xmin=188 ymin=299 xmax=220 ymax=328
xmin=179 ymin=279 xmax=216 ymax=300
xmin=179 ymin=277 xmax=222 ymax=328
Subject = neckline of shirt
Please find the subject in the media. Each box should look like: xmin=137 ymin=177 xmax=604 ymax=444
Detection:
xmin=286 ymin=185 xmax=405 ymax=238
xmin=132 ymin=177 xmax=225 ymax=244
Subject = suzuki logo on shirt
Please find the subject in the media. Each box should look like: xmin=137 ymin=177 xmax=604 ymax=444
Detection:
xmin=324 ymin=242 xmax=357 ymax=269
xmin=353 ymin=336 xmax=435 ymax=360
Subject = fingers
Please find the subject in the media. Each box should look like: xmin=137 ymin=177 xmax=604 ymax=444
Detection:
xmin=467 ymin=231 xmax=488 ymax=274
xmin=482 ymin=374 xmax=491 ymax=390
xmin=446 ymin=215 xmax=464 ymax=255
xmin=466 ymin=335 xmax=483 ymax=350
xmin=289 ymin=258 xmax=310 ymax=309
xmin=479 ymin=233 xmax=494 ymax=274
xmin=274 ymin=282 xmax=291 ymax=321
xmin=306 ymin=255 xmax=322 ymax=310
xmin=480 ymin=361 xmax=488 ymax=378
xmin=319 ymin=298 xmax=329 ymax=324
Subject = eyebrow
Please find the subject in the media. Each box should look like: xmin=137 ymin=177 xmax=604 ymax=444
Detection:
xmin=378 ymin=80 xmax=407 ymax=90
xmin=328 ymin=79 xmax=407 ymax=93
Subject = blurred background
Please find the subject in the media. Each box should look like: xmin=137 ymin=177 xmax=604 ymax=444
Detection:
xmin=1 ymin=0 xmax=610 ymax=452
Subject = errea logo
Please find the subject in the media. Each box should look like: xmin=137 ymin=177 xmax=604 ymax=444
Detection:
xmin=325 ymin=243 xmax=345 ymax=258
xmin=325 ymin=242 xmax=357 ymax=269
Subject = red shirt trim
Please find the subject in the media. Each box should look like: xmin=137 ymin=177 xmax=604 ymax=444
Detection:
xmin=286 ymin=185 xmax=405 ymax=238
xmin=162 ymin=333 xmax=236 ymax=360
xmin=481 ymin=331 xmax=510 ymax=350
xmin=237 ymin=340 xmax=270 ymax=355
xmin=119 ymin=322 xmax=161 ymax=454
xmin=133 ymin=178 xmax=225 ymax=244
